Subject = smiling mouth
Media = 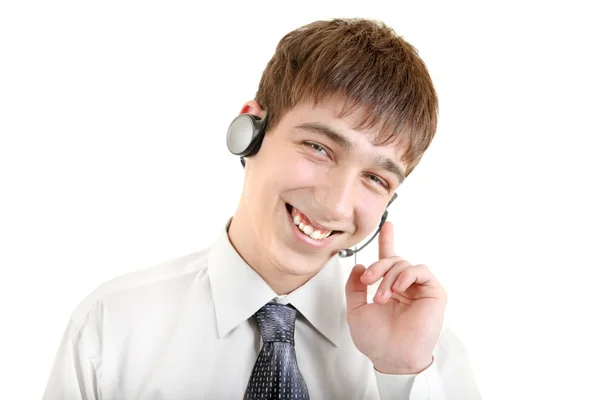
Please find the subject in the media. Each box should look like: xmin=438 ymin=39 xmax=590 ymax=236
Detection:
xmin=285 ymin=203 xmax=342 ymax=240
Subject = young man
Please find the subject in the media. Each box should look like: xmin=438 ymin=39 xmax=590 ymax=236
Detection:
xmin=43 ymin=18 xmax=480 ymax=399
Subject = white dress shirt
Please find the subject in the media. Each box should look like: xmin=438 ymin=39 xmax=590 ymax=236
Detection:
xmin=43 ymin=219 xmax=481 ymax=399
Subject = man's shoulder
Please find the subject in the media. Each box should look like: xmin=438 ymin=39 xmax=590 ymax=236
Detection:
xmin=69 ymin=247 xmax=212 ymax=326
xmin=434 ymin=322 xmax=473 ymax=365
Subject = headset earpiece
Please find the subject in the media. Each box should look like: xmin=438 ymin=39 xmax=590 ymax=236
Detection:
xmin=226 ymin=113 xmax=268 ymax=164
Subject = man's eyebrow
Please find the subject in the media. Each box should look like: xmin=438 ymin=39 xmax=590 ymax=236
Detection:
xmin=294 ymin=122 xmax=405 ymax=185
xmin=373 ymin=155 xmax=405 ymax=185
xmin=294 ymin=122 xmax=353 ymax=150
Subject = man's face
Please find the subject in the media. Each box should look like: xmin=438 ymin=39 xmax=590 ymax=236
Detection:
xmin=240 ymin=97 xmax=407 ymax=278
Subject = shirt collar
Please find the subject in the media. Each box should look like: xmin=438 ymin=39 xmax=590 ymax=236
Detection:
xmin=208 ymin=218 xmax=344 ymax=347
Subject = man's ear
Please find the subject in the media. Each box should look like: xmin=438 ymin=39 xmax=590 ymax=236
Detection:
xmin=240 ymin=100 xmax=266 ymax=119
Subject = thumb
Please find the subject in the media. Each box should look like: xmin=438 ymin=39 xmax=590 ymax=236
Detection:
xmin=345 ymin=264 xmax=368 ymax=313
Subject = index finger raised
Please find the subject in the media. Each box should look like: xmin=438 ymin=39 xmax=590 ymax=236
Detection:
xmin=378 ymin=220 xmax=396 ymax=259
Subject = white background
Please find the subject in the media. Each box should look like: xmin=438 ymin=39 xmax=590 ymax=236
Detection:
xmin=1 ymin=1 xmax=599 ymax=399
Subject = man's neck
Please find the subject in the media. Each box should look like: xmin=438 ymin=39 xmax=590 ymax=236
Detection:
xmin=227 ymin=213 xmax=318 ymax=295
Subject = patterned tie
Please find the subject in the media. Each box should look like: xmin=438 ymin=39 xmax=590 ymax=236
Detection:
xmin=245 ymin=302 xmax=310 ymax=399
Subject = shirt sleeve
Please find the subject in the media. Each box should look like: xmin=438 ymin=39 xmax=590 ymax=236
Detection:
xmin=42 ymin=304 xmax=102 ymax=400
xmin=374 ymin=328 xmax=481 ymax=400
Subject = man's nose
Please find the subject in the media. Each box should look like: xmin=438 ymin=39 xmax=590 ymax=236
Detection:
xmin=314 ymin=171 xmax=354 ymax=221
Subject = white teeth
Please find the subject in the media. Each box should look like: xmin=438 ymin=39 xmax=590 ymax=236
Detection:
xmin=290 ymin=205 xmax=334 ymax=241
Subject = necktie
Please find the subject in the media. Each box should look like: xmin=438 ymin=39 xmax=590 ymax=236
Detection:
xmin=245 ymin=302 xmax=310 ymax=399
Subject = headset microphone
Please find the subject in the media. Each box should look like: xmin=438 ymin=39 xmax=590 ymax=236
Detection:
xmin=337 ymin=192 xmax=397 ymax=258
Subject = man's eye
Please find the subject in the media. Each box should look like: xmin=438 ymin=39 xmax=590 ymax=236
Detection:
xmin=366 ymin=174 xmax=388 ymax=189
xmin=305 ymin=142 xmax=328 ymax=156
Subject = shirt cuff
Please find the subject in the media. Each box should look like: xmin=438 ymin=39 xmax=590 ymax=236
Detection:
xmin=374 ymin=357 xmax=444 ymax=400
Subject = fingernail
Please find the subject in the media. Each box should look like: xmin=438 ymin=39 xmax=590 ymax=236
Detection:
xmin=364 ymin=270 xmax=373 ymax=277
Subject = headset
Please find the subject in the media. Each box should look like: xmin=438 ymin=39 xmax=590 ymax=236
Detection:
xmin=226 ymin=113 xmax=269 ymax=168
xmin=226 ymin=113 xmax=398 ymax=259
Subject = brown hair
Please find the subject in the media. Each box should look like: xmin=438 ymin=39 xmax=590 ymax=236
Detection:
xmin=255 ymin=18 xmax=438 ymax=177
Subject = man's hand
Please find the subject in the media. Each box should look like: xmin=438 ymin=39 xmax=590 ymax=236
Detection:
xmin=345 ymin=221 xmax=447 ymax=375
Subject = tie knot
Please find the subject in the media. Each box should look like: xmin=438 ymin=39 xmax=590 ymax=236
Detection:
xmin=254 ymin=302 xmax=297 ymax=345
